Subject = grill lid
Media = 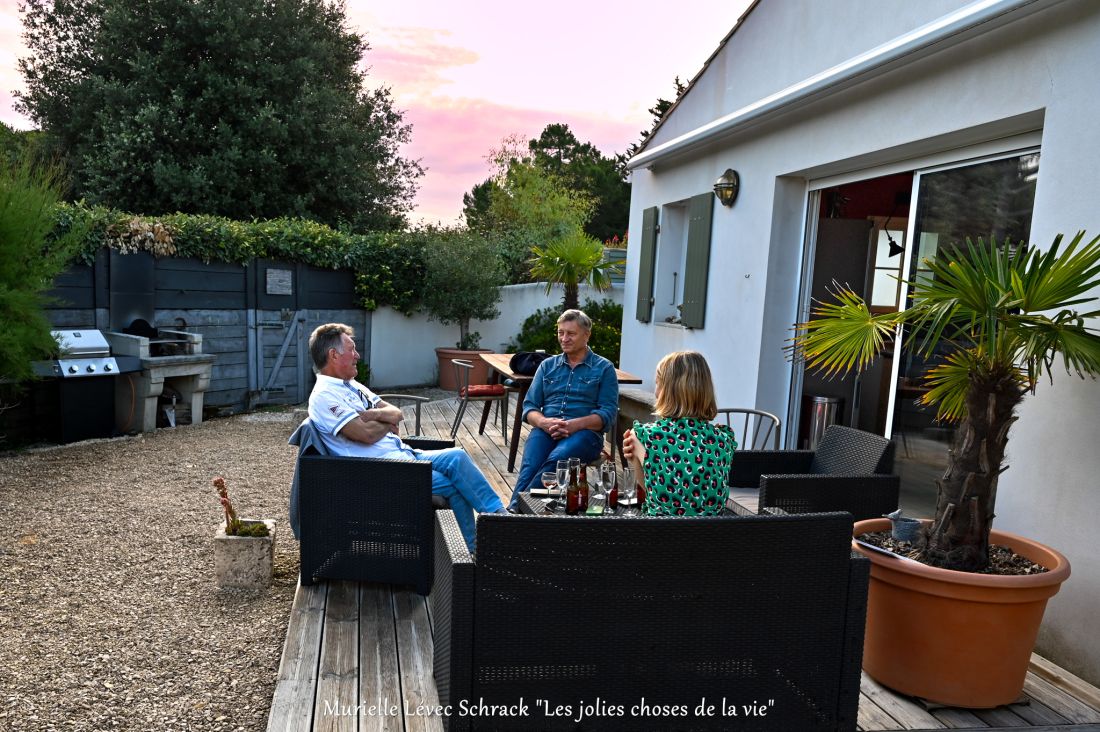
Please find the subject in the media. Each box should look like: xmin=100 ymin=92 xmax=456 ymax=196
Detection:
xmin=54 ymin=329 xmax=111 ymax=358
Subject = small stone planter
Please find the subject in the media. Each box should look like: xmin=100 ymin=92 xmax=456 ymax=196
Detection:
xmin=214 ymin=519 xmax=275 ymax=590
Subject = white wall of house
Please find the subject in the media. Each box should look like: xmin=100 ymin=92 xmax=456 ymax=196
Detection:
xmin=623 ymin=0 xmax=1100 ymax=683
xmin=369 ymin=282 xmax=623 ymax=388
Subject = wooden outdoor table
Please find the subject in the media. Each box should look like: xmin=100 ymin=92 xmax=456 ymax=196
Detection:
xmin=478 ymin=352 xmax=642 ymax=472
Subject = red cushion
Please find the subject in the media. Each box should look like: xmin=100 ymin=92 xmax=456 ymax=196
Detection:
xmin=461 ymin=384 xmax=506 ymax=397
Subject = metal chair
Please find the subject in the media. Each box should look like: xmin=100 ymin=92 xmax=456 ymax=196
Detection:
xmin=715 ymin=407 xmax=782 ymax=450
xmin=377 ymin=393 xmax=429 ymax=437
xmin=450 ymin=359 xmax=509 ymax=441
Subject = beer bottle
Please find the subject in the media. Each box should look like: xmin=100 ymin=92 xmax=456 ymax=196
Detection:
xmin=566 ymin=471 xmax=580 ymax=515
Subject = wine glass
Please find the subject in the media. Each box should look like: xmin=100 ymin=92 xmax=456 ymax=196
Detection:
xmin=541 ymin=471 xmax=558 ymax=497
xmin=587 ymin=466 xmax=604 ymax=513
xmin=601 ymin=462 xmax=617 ymax=510
xmin=620 ymin=467 xmax=637 ymax=515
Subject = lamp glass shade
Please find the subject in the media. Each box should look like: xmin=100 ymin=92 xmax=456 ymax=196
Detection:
xmin=714 ymin=169 xmax=740 ymax=207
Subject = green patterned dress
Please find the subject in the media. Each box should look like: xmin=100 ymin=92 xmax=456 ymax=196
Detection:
xmin=633 ymin=417 xmax=737 ymax=516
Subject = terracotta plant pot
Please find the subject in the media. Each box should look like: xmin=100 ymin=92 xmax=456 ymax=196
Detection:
xmin=435 ymin=347 xmax=492 ymax=391
xmin=852 ymin=518 xmax=1070 ymax=708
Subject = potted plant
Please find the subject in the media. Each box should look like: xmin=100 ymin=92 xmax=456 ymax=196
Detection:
xmin=213 ymin=476 xmax=275 ymax=590
xmin=421 ymin=227 xmax=506 ymax=390
xmin=792 ymin=231 xmax=1100 ymax=707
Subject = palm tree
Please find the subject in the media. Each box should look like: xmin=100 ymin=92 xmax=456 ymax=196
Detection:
xmin=792 ymin=232 xmax=1100 ymax=572
xmin=528 ymin=230 xmax=622 ymax=311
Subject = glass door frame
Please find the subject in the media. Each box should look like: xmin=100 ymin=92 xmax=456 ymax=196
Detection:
xmin=794 ymin=136 xmax=1043 ymax=444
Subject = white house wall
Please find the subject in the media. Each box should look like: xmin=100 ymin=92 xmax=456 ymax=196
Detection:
xmin=623 ymin=0 xmax=1100 ymax=683
xmin=369 ymin=283 xmax=623 ymax=388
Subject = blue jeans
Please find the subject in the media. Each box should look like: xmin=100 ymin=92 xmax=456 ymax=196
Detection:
xmin=417 ymin=447 xmax=503 ymax=552
xmin=509 ymin=428 xmax=604 ymax=509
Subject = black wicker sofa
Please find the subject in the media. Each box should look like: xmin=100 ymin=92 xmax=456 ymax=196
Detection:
xmin=429 ymin=509 xmax=869 ymax=731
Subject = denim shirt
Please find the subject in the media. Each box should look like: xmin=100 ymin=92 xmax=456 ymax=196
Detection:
xmin=521 ymin=348 xmax=618 ymax=433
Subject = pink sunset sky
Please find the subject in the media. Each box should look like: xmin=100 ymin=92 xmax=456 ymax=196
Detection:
xmin=0 ymin=0 xmax=754 ymax=224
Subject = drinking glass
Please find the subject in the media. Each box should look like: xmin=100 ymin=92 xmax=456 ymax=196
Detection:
xmin=586 ymin=466 xmax=604 ymax=514
xmin=556 ymin=460 xmax=570 ymax=493
xmin=541 ymin=471 xmax=558 ymax=497
xmin=601 ymin=462 xmax=617 ymax=509
xmin=620 ymin=467 xmax=637 ymax=514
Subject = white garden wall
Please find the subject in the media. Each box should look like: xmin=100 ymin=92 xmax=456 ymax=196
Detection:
xmin=368 ymin=282 xmax=623 ymax=388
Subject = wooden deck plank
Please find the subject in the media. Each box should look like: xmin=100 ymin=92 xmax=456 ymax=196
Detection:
xmin=1023 ymin=673 xmax=1100 ymax=724
xmin=312 ymin=581 xmax=359 ymax=732
xmin=268 ymin=582 xmax=328 ymax=732
xmin=359 ymin=584 xmax=403 ymax=732
xmin=393 ymin=590 xmax=445 ymax=732
xmin=930 ymin=706 xmax=989 ymax=728
xmin=858 ymin=691 xmax=902 ymax=730
xmin=1030 ymin=653 xmax=1100 ymax=713
xmin=970 ymin=705 xmax=1035 ymax=728
xmin=860 ymin=672 xmax=946 ymax=729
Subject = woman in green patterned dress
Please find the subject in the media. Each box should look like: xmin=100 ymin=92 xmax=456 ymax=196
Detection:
xmin=621 ymin=351 xmax=737 ymax=516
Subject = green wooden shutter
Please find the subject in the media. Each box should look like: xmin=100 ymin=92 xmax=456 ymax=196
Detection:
xmin=681 ymin=192 xmax=714 ymax=329
xmin=635 ymin=206 xmax=659 ymax=323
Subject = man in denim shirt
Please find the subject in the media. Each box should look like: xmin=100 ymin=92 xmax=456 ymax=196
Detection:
xmin=508 ymin=309 xmax=618 ymax=509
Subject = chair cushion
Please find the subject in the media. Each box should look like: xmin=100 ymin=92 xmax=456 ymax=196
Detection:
xmin=460 ymin=384 xmax=506 ymax=397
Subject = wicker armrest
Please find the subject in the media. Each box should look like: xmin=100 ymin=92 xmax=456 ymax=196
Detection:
xmin=759 ymin=473 xmax=900 ymax=522
xmin=405 ymin=437 xmax=455 ymax=451
xmin=429 ymin=510 xmax=475 ymax=725
xmin=728 ymin=449 xmax=814 ymax=487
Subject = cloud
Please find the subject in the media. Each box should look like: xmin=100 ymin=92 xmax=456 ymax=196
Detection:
xmin=398 ymin=97 xmax=637 ymax=224
xmin=362 ymin=26 xmax=478 ymax=99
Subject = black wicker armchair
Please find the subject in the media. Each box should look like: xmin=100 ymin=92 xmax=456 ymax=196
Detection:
xmin=729 ymin=424 xmax=899 ymax=521
xmin=290 ymin=419 xmax=453 ymax=594
xmin=430 ymin=510 xmax=868 ymax=731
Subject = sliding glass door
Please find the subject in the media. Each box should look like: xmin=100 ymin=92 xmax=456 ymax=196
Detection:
xmin=887 ymin=151 xmax=1040 ymax=513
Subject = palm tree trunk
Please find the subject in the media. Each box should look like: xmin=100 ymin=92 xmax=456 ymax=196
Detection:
xmin=563 ymin=282 xmax=579 ymax=311
xmin=922 ymin=372 xmax=1023 ymax=571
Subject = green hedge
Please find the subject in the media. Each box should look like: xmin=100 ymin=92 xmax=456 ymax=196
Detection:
xmin=511 ymin=298 xmax=623 ymax=366
xmin=53 ymin=202 xmax=427 ymax=314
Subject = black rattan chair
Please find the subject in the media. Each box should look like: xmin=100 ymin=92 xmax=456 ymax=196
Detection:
xmin=729 ymin=424 xmax=899 ymax=521
xmin=291 ymin=420 xmax=454 ymax=595
xmin=430 ymin=510 xmax=868 ymax=731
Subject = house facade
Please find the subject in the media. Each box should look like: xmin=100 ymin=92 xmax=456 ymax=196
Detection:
xmin=622 ymin=0 xmax=1100 ymax=684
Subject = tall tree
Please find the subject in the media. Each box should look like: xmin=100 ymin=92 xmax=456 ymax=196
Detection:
xmin=527 ymin=123 xmax=629 ymax=243
xmin=468 ymin=136 xmax=593 ymax=283
xmin=17 ymin=0 xmax=421 ymax=231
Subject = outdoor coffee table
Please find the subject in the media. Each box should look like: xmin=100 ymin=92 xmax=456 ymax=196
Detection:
xmin=516 ymin=491 xmax=643 ymax=517
xmin=516 ymin=492 xmax=741 ymax=517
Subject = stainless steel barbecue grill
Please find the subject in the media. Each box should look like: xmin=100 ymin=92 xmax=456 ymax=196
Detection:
xmin=30 ymin=329 xmax=141 ymax=443
xmin=32 ymin=329 xmax=140 ymax=378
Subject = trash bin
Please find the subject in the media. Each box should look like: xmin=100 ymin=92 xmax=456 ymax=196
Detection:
xmin=807 ymin=396 xmax=840 ymax=449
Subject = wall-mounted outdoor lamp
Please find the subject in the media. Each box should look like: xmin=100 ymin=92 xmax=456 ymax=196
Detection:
xmin=713 ymin=168 xmax=740 ymax=207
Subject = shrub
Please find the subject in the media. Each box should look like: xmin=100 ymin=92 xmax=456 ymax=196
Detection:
xmin=512 ymin=298 xmax=623 ymax=366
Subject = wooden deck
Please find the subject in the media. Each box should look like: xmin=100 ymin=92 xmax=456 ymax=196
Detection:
xmin=268 ymin=397 xmax=1100 ymax=731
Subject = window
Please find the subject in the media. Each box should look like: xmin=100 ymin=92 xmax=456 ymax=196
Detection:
xmin=635 ymin=192 xmax=714 ymax=328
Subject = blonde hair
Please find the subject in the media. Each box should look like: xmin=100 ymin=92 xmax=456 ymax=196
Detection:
xmin=652 ymin=351 xmax=718 ymax=420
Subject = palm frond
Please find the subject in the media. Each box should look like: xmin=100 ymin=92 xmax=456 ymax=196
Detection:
xmin=920 ymin=350 xmax=975 ymax=422
xmin=791 ymin=286 xmax=901 ymax=378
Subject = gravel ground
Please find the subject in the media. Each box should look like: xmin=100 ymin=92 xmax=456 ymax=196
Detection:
xmin=0 ymin=408 xmax=309 ymax=731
